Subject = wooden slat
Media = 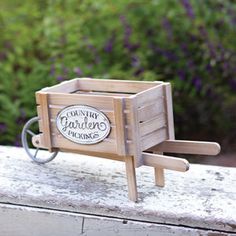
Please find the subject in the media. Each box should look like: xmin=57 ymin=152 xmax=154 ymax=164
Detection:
xmin=141 ymin=127 xmax=168 ymax=151
xmin=37 ymin=106 xmax=116 ymax=125
xmin=139 ymin=113 xmax=166 ymax=137
xmin=52 ymin=136 xmax=117 ymax=154
xmin=47 ymin=93 xmax=113 ymax=110
xmin=40 ymin=79 xmax=78 ymax=93
xmin=33 ymin=133 xmax=134 ymax=155
xmin=36 ymin=92 xmax=52 ymax=151
xmin=142 ymin=152 xmax=189 ymax=172
xmin=163 ymin=83 xmax=175 ymax=139
xmin=77 ymin=78 xmax=162 ymax=93
xmin=33 ymin=134 xmax=126 ymax=161
xmin=51 ymin=121 xmax=117 ymax=139
xmin=113 ymin=98 xmax=127 ymax=156
xmin=151 ymin=140 xmax=221 ymax=156
xmin=60 ymin=148 xmax=125 ymax=162
xmin=135 ymin=84 xmax=164 ymax=108
xmin=38 ymin=120 xmax=133 ymax=141
xmin=73 ymin=91 xmax=132 ymax=97
xmin=127 ymin=97 xmax=142 ymax=167
xmin=137 ymin=99 xmax=165 ymax=122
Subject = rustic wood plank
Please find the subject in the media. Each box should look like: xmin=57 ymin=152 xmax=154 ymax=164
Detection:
xmin=142 ymin=152 xmax=189 ymax=172
xmin=73 ymin=90 xmax=132 ymax=97
xmin=135 ymin=84 xmax=164 ymax=108
xmin=52 ymin=135 xmax=117 ymax=154
xmin=141 ymin=127 xmax=168 ymax=151
xmin=38 ymin=120 xmax=133 ymax=141
xmin=139 ymin=113 xmax=166 ymax=137
xmin=150 ymin=140 xmax=221 ymax=156
xmin=40 ymin=78 xmax=78 ymax=93
xmin=113 ymin=97 xmax=127 ymax=156
xmin=0 ymin=146 xmax=235 ymax=233
xmin=37 ymin=106 xmax=116 ymax=125
xmin=49 ymin=121 xmax=117 ymax=139
xmin=35 ymin=92 xmax=52 ymax=151
xmin=137 ymin=99 xmax=165 ymax=122
xmin=33 ymin=133 xmax=134 ymax=156
xmin=163 ymin=83 xmax=175 ymax=139
xmin=77 ymin=78 xmax=162 ymax=93
xmin=48 ymin=93 xmax=114 ymax=110
xmin=127 ymin=96 xmax=143 ymax=167
xmin=60 ymin=148 xmax=125 ymax=162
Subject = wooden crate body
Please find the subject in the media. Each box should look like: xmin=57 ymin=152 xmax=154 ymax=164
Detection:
xmin=35 ymin=78 xmax=174 ymax=167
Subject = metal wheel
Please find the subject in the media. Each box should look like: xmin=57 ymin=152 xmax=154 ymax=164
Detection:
xmin=21 ymin=116 xmax=58 ymax=164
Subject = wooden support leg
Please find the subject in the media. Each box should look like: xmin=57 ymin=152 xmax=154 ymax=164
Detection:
xmin=125 ymin=156 xmax=138 ymax=202
xmin=154 ymin=152 xmax=165 ymax=187
xmin=154 ymin=168 xmax=165 ymax=187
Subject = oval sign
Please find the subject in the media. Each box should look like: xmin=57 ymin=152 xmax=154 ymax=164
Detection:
xmin=56 ymin=105 xmax=111 ymax=145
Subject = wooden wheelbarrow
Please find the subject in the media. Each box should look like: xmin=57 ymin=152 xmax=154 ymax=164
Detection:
xmin=22 ymin=78 xmax=220 ymax=202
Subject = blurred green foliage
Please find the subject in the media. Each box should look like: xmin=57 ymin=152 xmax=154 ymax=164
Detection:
xmin=0 ymin=0 xmax=235 ymax=149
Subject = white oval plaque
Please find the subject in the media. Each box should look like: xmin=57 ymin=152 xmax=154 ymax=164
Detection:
xmin=56 ymin=105 xmax=111 ymax=145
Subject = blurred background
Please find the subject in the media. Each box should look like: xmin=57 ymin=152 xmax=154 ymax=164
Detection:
xmin=0 ymin=0 xmax=235 ymax=165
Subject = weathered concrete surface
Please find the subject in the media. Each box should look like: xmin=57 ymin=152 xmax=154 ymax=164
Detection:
xmin=1 ymin=204 xmax=233 ymax=236
xmin=0 ymin=145 xmax=235 ymax=234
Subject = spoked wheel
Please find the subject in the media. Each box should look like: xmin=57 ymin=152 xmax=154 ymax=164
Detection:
xmin=21 ymin=116 xmax=58 ymax=164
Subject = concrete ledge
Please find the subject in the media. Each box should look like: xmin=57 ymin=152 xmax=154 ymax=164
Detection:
xmin=0 ymin=146 xmax=235 ymax=235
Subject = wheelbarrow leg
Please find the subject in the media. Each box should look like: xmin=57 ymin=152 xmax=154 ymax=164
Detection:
xmin=154 ymin=152 xmax=165 ymax=187
xmin=125 ymin=156 xmax=138 ymax=202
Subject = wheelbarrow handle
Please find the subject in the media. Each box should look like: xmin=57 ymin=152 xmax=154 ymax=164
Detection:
xmin=142 ymin=152 xmax=189 ymax=172
xmin=149 ymin=140 xmax=221 ymax=156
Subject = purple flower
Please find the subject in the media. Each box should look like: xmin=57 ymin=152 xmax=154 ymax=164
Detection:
xmin=50 ymin=64 xmax=55 ymax=76
xmin=177 ymin=70 xmax=185 ymax=81
xmin=207 ymin=42 xmax=216 ymax=58
xmin=162 ymin=17 xmax=173 ymax=40
xmin=229 ymin=79 xmax=236 ymax=91
xmin=73 ymin=67 xmax=82 ymax=76
xmin=104 ymin=33 xmax=116 ymax=53
xmin=0 ymin=123 xmax=7 ymax=133
xmin=187 ymin=60 xmax=195 ymax=69
xmin=83 ymin=37 xmax=101 ymax=64
xmin=104 ymin=39 xmax=113 ymax=53
xmin=205 ymin=63 xmax=212 ymax=72
xmin=131 ymin=55 xmax=140 ymax=68
xmin=0 ymin=52 xmax=6 ymax=61
xmin=180 ymin=43 xmax=189 ymax=56
xmin=120 ymin=15 xmax=138 ymax=51
xmin=198 ymin=25 xmax=208 ymax=39
xmin=181 ymin=0 xmax=195 ymax=19
xmin=14 ymin=134 xmax=21 ymax=147
xmin=14 ymin=140 xmax=21 ymax=147
xmin=192 ymin=76 xmax=202 ymax=91
xmin=62 ymin=66 xmax=69 ymax=75
xmin=57 ymin=75 xmax=64 ymax=81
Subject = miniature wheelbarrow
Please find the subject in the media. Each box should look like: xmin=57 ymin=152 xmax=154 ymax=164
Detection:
xmin=21 ymin=78 xmax=220 ymax=202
